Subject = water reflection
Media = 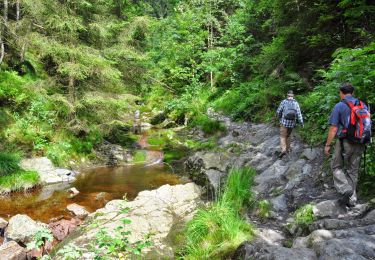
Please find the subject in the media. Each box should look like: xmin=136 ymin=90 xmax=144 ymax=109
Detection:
xmin=0 ymin=164 xmax=183 ymax=222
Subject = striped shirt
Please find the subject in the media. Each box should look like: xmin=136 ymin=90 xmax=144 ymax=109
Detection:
xmin=277 ymin=98 xmax=304 ymax=128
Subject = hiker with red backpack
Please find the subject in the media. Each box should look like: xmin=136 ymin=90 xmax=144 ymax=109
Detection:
xmin=325 ymin=83 xmax=372 ymax=207
xmin=276 ymin=90 xmax=304 ymax=158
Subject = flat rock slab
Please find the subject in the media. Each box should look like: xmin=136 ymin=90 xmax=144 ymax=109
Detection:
xmin=313 ymin=200 xmax=346 ymax=218
xmin=56 ymin=183 xmax=202 ymax=259
xmin=0 ymin=241 xmax=27 ymax=260
xmin=21 ymin=157 xmax=76 ymax=184
xmin=67 ymin=204 xmax=89 ymax=219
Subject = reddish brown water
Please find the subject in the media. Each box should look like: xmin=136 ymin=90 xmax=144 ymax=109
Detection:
xmin=0 ymin=164 xmax=183 ymax=223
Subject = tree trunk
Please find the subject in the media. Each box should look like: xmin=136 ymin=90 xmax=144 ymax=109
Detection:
xmin=0 ymin=38 xmax=4 ymax=64
xmin=16 ymin=0 xmax=20 ymax=21
xmin=4 ymin=0 xmax=8 ymax=23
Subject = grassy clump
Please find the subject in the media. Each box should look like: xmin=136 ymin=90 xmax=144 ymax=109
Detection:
xmin=180 ymin=168 xmax=256 ymax=259
xmin=0 ymin=170 xmax=40 ymax=194
xmin=256 ymin=199 xmax=271 ymax=219
xmin=294 ymin=203 xmax=315 ymax=227
xmin=0 ymin=152 xmax=21 ymax=176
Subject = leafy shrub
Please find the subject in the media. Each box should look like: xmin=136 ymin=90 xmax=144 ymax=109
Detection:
xmin=190 ymin=114 xmax=226 ymax=135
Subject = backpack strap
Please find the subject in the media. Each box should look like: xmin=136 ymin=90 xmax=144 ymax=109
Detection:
xmin=342 ymin=99 xmax=356 ymax=125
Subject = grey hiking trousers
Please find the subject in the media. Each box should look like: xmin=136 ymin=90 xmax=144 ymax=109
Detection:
xmin=331 ymin=139 xmax=365 ymax=204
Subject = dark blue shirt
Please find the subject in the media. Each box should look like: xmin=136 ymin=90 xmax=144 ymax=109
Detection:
xmin=329 ymin=96 xmax=367 ymax=136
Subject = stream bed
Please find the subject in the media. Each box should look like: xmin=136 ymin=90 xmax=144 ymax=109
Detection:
xmin=0 ymin=163 xmax=184 ymax=223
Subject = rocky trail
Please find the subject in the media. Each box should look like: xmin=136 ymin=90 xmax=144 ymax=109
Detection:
xmin=185 ymin=111 xmax=375 ymax=259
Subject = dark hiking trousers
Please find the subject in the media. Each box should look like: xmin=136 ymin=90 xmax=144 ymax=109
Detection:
xmin=331 ymin=139 xmax=365 ymax=205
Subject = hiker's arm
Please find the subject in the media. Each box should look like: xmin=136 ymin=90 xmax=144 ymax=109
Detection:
xmin=296 ymin=103 xmax=304 ymax=126
xmin=276 ymin=101 xmax=284 ymax=118
xmin=325 ymin=125 xmax=338 ymax=156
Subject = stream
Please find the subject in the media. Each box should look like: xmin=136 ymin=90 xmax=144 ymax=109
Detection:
xmin=0 ymin=132 xmax=186 ymax=223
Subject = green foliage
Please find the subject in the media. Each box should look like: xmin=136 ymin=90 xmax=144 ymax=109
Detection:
xmin=132 ymin=150 xmax=147 ymax=164
xmin=180 ymin=168 xmax=255 ymax=258
xmin=256 ymin=200 xmax=271 ymax=219
xmin=190 ymin=114 xmax=226 ymax=135
xmin=220 ymin=168 xmax=256 ymax=211
xmin=0 ymin=152 xmax=21 ymax=176
xmin=294 ymin=204 xmax=315 ymax=227
xmin=56 ymin=245 xmax=83 ymax=260
xmin=0 ymin=170 xmax=40 ymax=194
xmin=27 ymin=228 xmax=54 ymax=259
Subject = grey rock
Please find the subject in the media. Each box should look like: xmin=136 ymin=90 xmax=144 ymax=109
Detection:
xmin=5 ymin=214 xmax=49 ymax=244
xmin=56 ymin=183 xmax=202 ymax=259
xmin=271 ymin=194 xmax=288 ymax=212
xmin=257 ymin=228 xmax=285 ymax=245
xmin=20 ymin=157 xmax=75 ymax=184
xmin=254 ymin=160 xmax=289 ymax=195
xmin=293 ymin=229 xmax=334 ymax=248
xmin=0 ymin=241 xmax=27 ymax=260
xmin=301 ymin=148 xmax=319 ymax=161
xmin=67 ymin=204 xmax=89 ymax=219
xmin=233 ymin=240 xmax=317 ymax=260
xmin=313 ymin=237 xmax=374 ymax=260
xmin=313 ymin=200 xmax=346 ymax=218
xmin=205 ymin=169 xmax=226 ymax=194
xmin=285 ymin=159 xmax=306 ymax=180
xmin=246 ymin=152 xmax=274 ymax=172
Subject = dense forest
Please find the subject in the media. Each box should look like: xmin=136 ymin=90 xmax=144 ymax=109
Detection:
xmin=0 ymin=0 xmax=374 ymax=177
xmin=0 ymin=0 xmax=374 ymax=258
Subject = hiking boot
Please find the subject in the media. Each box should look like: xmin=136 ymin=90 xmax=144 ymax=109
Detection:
xmin=279 ymin=152 xmax=287 ymax=159
xmin=338 ymin=190 xmax=352 ymax=207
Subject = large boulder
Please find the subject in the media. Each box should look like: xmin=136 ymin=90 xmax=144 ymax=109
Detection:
xmin=56 ymin=183 xmax=202 ymax=259
xmin=0 ymin=241 xmax=27 ymax=260
xmin=293 ymin=224 xmax=375 ymax=259
xmin=233 ymin=240 xmax=317 ymax=260
xmin=184 ymin=151 xmax=233 ymax=195
xmin=5 ymin=214 xmax=49 ymax=244
xmin=20 ymin=157 xmax=76 ymax=184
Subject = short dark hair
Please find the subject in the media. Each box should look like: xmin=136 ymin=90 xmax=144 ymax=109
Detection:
xmin=340 ymin=83 xmax=354 ymax=94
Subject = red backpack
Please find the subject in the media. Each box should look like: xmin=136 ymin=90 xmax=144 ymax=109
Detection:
xmin=341 ymin=99 xmax=372 ymax=144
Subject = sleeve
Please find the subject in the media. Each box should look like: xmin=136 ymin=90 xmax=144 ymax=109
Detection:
xmin=277 ymin=100 xmax=285 ymax=118
xmin=329 ymin=104 xmax=340 ymax=126
xmin=296 ymin=102 xmax=304 ymax=125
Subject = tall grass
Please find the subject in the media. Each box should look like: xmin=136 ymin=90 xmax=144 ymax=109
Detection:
xmin=0 ymin=152 xmax=21 ymax=176
xmin=180 ymin=167 xmax=256 ymax=259
xmin=0 ymin=170 xmax=40 ymax=194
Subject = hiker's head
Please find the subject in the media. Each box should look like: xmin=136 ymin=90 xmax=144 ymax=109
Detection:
xmin=287 ymin=90 xmax=294 ymax=98
xmin=339 ymin=83 xmax=354 ymax=99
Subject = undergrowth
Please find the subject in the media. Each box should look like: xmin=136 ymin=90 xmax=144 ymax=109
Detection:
xmin=179 ymin=167 xmax=256 ymax=259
